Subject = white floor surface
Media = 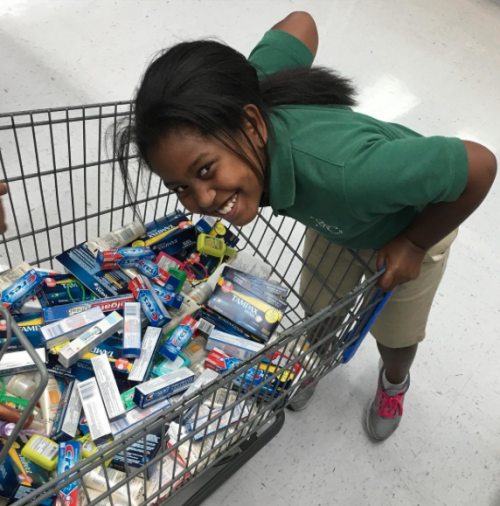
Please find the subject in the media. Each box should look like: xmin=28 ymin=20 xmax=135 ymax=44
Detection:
xmin=1 ymin=1 xmax=500 ymax=505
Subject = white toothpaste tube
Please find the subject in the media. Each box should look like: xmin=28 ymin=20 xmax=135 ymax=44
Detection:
xmin=83 ymin=466 xmax=154 ymax=506
xmin=122 ymin=302 xmax=142 ymax=358
xmin=78 ymin=378 xmax=112 ymax=444
xmin=133 ymin=368 xmax=195 ymax=409
xmin=85 ymin=221 xmax=146 ymax=255
xmin=206 ymin=330 xmax=265 ymax=360
xmin=91 ymin=354 xmax=126 ymax=422
xmin=41 ymin=307 xmax=105 ymax=348
xmin=58 ymin=312 xmax=123 ymax=368
xmin=110 ymin=397 xmax=171 ymax=436
xmin=50 ymin=379 xmax=82 ymax=442
xmin=0 ymin=347 xmax=46 ymax=375
xmin=128 ymin=327 xmax=162 ymax=382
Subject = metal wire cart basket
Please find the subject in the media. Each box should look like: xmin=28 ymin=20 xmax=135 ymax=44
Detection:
xmin=0 ymin=102 xmax=389 ymax=506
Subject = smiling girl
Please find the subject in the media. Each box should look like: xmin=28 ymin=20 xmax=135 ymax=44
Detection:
xmin=117 ymin=12 xmax=496 ymax=441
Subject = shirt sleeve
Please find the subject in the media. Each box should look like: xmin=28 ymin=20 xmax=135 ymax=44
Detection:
xmin=343 ymin=135 xmax=469 ymax=220
xmin=248 ymin=29 xmax=314 ymax=80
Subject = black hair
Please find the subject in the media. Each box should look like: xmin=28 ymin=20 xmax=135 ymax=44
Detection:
xmin=116 ymin=39 xmax=356 ymax=198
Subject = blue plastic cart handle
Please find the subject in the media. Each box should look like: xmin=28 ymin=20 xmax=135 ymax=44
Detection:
xmin=341 ymin=288 xmax=392 ymax=363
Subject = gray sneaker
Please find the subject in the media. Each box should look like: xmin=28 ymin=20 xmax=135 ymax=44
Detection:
xmin=287 ymin=378 xmax=318 ymax=412
xmin=365 ymin=367 xmax=410 ymax=441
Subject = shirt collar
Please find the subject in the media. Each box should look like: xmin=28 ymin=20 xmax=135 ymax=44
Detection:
xmin=265 ymin=112 xmax=296 ymax=215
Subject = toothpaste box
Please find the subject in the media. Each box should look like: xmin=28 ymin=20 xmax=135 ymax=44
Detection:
xmin=133 ymin=368 xmax=195 ymax=409
xmin=128 ymin=275 xmax=171 ymax=328
xmin=206 ymin=330 xmax=265 ymax=361
xmin=0 ymin=313 xmax=44 ymax=351
xmin=128 ymin=327 xmax=162 ymax=383
xmin=110 ymin=397 xmax=171 ymax=437
xmin=78 ymin=378 xmax=112 ymax=444
xmin=41 ymin=307 xmax=105 ymax=348
xmin=123 ymin=302 xmax=142 ymax=358
xmin=91 ymin=354 xmax=126 ymax=422
xmin=0 ymin=348 xmax=46 ymax=375
xmin=97 ymin=246 xmax=156 ymax=270
xmin=56 ymin=244 xmax=133 ymax=298
xmin=56 ymin=441 xmax=81 ymax=506
xmin=153 ymin=285 xmax=184 ymax=309
xmin=135 ymin=259 xmax=180 ymax=291
xmin=50 ymin=380 xmax=82 ymax=442
xmin=233 ymin=361 xmax=295 ymax=398
xmin=204 ymin=348 xmax=241 ymax=374
xmin=0 ymin=261 xmax=33 ymax=291
xmin=207 ymin=267 xmax=288 ymax=342
xmin=58 ymin=312 xmax=123 ymax=368
xmin=38 ymin=275 xmax=94 ymax=307
xmin=43 ymin=294 xmax=135 ymax=323
xmin=1 ymin=269 xmax=44 ymax=311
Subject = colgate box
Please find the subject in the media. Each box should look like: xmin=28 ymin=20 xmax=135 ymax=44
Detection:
xmin=43 ymin=294 xmax=136 ymax=324
xmin=1 ymin=269 xmax=44 ymax=311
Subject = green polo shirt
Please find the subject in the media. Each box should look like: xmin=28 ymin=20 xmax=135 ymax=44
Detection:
xmin=249 ymin=30 xmax=469 ymax=250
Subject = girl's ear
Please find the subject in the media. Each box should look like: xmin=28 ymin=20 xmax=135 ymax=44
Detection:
xmin=243 ymin=104 xmax=268 ymax=147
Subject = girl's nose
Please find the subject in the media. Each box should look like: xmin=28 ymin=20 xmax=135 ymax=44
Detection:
xmin=195 ymin=184 xmax=217 ymax=210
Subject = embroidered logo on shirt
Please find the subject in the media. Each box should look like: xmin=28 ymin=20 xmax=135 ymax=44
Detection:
xmin=310 ymin=216 xmax=343 ymax=235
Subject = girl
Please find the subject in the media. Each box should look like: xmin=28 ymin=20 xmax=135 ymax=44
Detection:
xmin=116 ymin=12 xmax=496 ymax=441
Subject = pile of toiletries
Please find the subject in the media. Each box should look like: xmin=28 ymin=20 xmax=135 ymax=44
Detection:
xmin=0 ymin=212 xmax=306 ymax=505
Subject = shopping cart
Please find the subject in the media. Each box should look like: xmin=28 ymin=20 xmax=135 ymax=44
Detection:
xmin=0 ymin=102 xmax=389 ymax=506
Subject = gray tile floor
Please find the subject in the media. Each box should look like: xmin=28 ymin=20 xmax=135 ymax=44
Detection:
xmin=1 ymin=1 xmax=499 ymax=505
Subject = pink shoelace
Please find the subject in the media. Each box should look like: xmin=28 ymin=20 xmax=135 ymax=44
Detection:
xmin=376 ymin=387 xmax=405 ymax=419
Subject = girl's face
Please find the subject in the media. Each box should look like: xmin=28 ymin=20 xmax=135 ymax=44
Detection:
xmin=148 ymin=107 xmax=267 ymax=227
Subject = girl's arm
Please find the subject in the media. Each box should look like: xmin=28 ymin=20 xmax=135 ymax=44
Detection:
xmin=377 ymin=141 xmax=497 ymax=291
xmin=271 ymin=11 xmax=319 ymax=58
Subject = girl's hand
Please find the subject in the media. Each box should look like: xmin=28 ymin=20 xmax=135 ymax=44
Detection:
xmin=376 ymin=234 xmax=426 ymax=291
xmin=0 ymin=183 xmax=8 ymax=235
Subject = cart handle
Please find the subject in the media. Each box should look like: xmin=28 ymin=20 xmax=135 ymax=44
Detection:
xmin=341 ymin=288 xmax=393 ymax=364
xmin=0 ymin=305 xmax=49 ymax=465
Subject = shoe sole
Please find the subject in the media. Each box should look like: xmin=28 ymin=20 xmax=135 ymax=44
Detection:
xmin=364 ymin=400 xmax=385 ymax=442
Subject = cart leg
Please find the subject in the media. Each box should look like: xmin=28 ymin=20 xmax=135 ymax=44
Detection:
xmin=181 ymin=411 xmax=286 ymax=506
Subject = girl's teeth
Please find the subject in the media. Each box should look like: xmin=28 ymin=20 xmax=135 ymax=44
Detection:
xmin=218 ymin=194 xmax=238 ymax=215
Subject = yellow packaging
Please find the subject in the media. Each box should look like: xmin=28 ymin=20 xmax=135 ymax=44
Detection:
xmin=20 ymin=435 xmax=58 ymax=471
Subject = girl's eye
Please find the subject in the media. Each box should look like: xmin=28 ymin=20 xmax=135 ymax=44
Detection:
xmin=199 ymin=164 xmax=212 ymax=177
xmin=174 ymin=185 xmax=189 ymax=194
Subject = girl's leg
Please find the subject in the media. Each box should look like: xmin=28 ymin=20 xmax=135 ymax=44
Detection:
xmin=367 ymin=230 xmax=457 ymax=441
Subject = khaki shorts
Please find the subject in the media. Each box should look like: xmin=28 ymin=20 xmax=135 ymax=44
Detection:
xmin=299 ymin=229 xmax=458 ymax=349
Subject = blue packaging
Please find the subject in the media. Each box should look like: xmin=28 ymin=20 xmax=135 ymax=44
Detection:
xmin=135 ymin=258 xmax=180 ymax=291
xmin=133 ymin=368 xmax=195 ymax=409
xmin=109 ymin=431 xmax=161 ymax=472
xmin=0 ymin=313 xmax=44 ymax=351
xmin=141 ymin=210 xmax=187 ymax=240
xmin=50 ymin=380 xmax=82 ymax=442
xmin=160 ymin=316 xmax=198 ymax=361
xmin=194 ymin=216 xmax=216 ymax=235
xmin=56 ymin=244 xmax=132 ymax=298
xmin=154 ymin=285 xmax=184 ymax=309
xmin=198 ymin=306 xmax=258 ymax=342
xmin=1 ymin=269 xmax=44 ymax=311
xmin=56 ymin=441 xmax=81 ymax=506
xmin=129 ymin=276 xmax=171 ymax=328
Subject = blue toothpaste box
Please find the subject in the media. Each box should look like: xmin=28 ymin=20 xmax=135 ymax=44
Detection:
xmin=38 ymin=275 xmax=95 ymax=307
xmin=153 ymin=285 xmax=184 ymax=309
xmin=206 ymin=267 xmax=288 ymax=342
xmin=1 ymin=269 xmax=44 ymax=311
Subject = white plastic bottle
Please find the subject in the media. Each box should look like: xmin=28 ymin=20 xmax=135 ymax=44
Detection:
xmin=39 ymin=374 xmax=61 ymax=434
xmin=6 ymin=373 xmax=38 ymax=400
